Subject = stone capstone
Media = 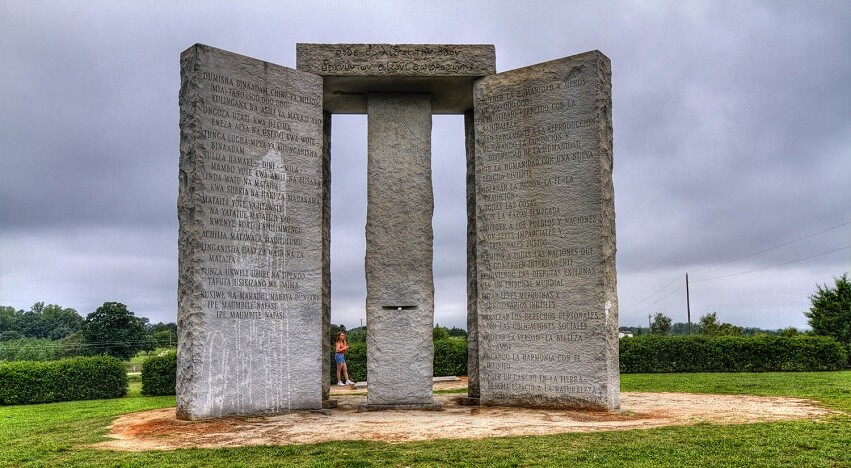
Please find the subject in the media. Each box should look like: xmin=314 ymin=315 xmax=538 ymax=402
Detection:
xmin=296 ymin=43 xmax=495 ymax=113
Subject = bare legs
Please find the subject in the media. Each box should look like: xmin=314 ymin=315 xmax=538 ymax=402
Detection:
xmin=336 ymin=362 xmax=349 ymax=383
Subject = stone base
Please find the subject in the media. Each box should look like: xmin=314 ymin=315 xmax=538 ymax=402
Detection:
xmin=357 ymin=402 xmax=443 ymax=412
xmin=456 ymin=396 xmax=480 ymax=406
xmin=322 ymin=399 xmax=338 ymax=409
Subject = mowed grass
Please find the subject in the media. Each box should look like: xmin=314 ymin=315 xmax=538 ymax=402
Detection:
xmin=0 ymin=372 xmax=848 ymax=467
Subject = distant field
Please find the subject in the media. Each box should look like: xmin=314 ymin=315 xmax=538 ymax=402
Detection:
xmin=1 ymin=371 xmax=848 ymax=467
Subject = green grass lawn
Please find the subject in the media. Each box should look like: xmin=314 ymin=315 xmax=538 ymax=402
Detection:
xmin=1 ymin=371 xmax=849 ymax=467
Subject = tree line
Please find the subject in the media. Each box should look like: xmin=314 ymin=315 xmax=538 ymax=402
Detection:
xmin=1 ymin=302 xmax=176 ymax=361
xmin=3 ymin=274 xmax=848 ymax=363
xmin=633 ymin=274 xmax=851 ymax=357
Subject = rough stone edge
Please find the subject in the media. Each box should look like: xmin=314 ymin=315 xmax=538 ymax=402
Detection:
xmin=321 ymin=111 xmax=332 ymax=404
xmin=357 ymin=402 xmax=444 ymax=412
xmin=592 ymin=50 xmax=620 ymax=410
xmin=296 ymin=43 xmax=496 ymax=76
xmin=176 ymin=43 xmax=207 ymax=421
xmin=464 ymin=109 xmax=480 ymax=401
xmin=322 ymin=399 xmax=338 ymax=409
xmin=456 ymin=396 xmax=480 ymax=406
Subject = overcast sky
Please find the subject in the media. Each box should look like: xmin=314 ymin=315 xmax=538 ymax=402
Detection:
xmin=1 ymin=1 xmax=849 ymax=331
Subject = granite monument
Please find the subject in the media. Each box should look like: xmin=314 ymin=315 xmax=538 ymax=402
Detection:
xmin=177 ymin=43 xmax=617 ymax=420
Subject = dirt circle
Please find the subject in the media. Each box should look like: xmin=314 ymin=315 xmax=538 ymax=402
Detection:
xmin=94 ymin=381 xmax=834 ymax=451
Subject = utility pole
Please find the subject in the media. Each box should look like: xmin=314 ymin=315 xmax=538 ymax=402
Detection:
xmin=686 ymin=273 xmax=692 ymax=335
xmin=648 ymin=314 xmax=652 ymax=329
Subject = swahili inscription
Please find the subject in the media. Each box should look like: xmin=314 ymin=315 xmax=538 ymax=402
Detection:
xmin=178 ymin=44 xmax=324 ymax=419
xmin=474 ymin=51 xmax=619 ymax=410
xmin=194 ymin=67 xmax=322 ymax=320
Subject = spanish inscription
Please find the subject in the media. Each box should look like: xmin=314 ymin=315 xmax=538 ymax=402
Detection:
xmin=474 ymin=52 xmax=619 ymax=410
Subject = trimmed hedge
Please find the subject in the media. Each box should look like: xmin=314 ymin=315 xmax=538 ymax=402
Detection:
xmin=620 ymin=335 xmax=848 ymax=373
xmin=141 ymin=352 xmax=177 ymax=396
xmin=329 ymin=338 xmax=469 ymax=383
xmin=0 ymin=356 xmax=128 ymax=405
xmin=434 ymin=337 xmax=468 ymax=377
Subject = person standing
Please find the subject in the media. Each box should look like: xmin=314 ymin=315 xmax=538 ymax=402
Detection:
xmin=335 ymin=331 xmax=354 ymax=385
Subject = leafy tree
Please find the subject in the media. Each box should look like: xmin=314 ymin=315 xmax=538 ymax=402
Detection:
xmin=60 ymin=331 xmax=85 ymax=358
xmin=698 ymin=312 xmax=743 ymax=336
xmin=139 ymin=333 xmax=158 ymax=354
xmin=433 ymin=325 xmax=450 ymax=341
xmin=649 ymin=313 xmax=672 ymax=335
xmin=670 ymin=322 xmax=693 ymax=335
xmin=805 ymin=273 xmax=851 ymax=353
xmin=152 ymin=329 xmax=176 ymax=348
xmin=41 ymin=304 xmax=83 ymax=337
xmin=779 ymin=327 xmax=800 ymax=337
xmin=0 ymin=306 xmax=21 ymax=332
xmin=345 ymin=326 xmax=367 ymax=344
xmin=0 ymin=330 xmax=24 ymax=342
xmin=447 ymin=327 xmax=467 ymax=337
xmin=1 ymin=303 xmax=82 ymax=339
xmin=148 ymin=322 xmax=177 ymax=335
xmin=82 ymin=302 xmax=148 ymax=360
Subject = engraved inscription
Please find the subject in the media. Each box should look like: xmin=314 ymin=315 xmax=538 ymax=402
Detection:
xmin=475 ymin=54 xmax=614 ymax=407
xmin=194 ymin=61 xmax=323 ymax=321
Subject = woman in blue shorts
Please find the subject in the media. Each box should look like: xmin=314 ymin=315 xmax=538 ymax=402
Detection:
xmin=335 ymin=331 xmax=354 ymax=385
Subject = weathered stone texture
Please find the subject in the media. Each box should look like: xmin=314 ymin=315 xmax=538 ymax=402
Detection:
xmin=177 ymin=44 xmax=325 ymax=419
xmin=464 ymin=110 xmax=480 ymax=402
xmin=473 ymin=51 xmax=619 ymax=410
xmin=297 ymin=44 xmax=495 ymax=77
xmin=296 ymin=44 xmax=495 ymax=114
xmin=363 ymin=94 xmax=438 ymax=408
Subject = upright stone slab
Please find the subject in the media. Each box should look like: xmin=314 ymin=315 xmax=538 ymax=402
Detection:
xmin=474 ymin=51 xmax=619 ymax=410
xmin=178 ymin=44 xmax=325 ymax=419
xmin=361 ymin=94 xmax=440 ymax=410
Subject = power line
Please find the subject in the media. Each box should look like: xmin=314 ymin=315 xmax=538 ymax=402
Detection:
xmin=690 ymin=220 xmax=851 ymax=273
xmin=624 ymin=276 xmax=680 ymax=309
xmin=627 ymin=220 xmax=850 ymax=313
xmin=634 ymin=286 xmax=681 ymax=314
xmin=691 ymin=245 xmax=851 ymax=283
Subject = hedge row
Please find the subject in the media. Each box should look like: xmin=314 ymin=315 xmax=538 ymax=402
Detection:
xmin=0 ymin=356 xmax=127 ymax=405
xmin=138 ymin=335 xmax=846 ymax=395
xmin=328 ymin=337 xmax=468 ymax=383
xmin=141 ymin=352 xmax=177 ymax=396
xmin=620 ymin=335 xmax=848 ymax=373
xmin=136 ymin=338 xmax=469 ymax=393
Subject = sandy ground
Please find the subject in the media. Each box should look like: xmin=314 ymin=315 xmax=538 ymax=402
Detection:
xmin=93 ymin=378 xmax=835 ymax=451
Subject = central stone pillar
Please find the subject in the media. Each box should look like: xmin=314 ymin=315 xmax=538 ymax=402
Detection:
xmin=360 ymin=94 xmax=441 ymax=411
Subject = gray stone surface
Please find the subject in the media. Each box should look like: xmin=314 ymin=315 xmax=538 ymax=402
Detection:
xmin=177 ymin=44 xmax=325 ymax=420
xmin=297 ymin=43 xmax=495 ymax=77
xmin=473 ymin=51 xmax=619 ymax=410
xmin=364 ymin=94 xmax=439 ymax=408
xmin=296 ymin=43 xmax=495 ymax=113
xmin=321 ymin=111 xmax=332 ymax=405
xmin=464 ymin=110 xmax=480 ymax=401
